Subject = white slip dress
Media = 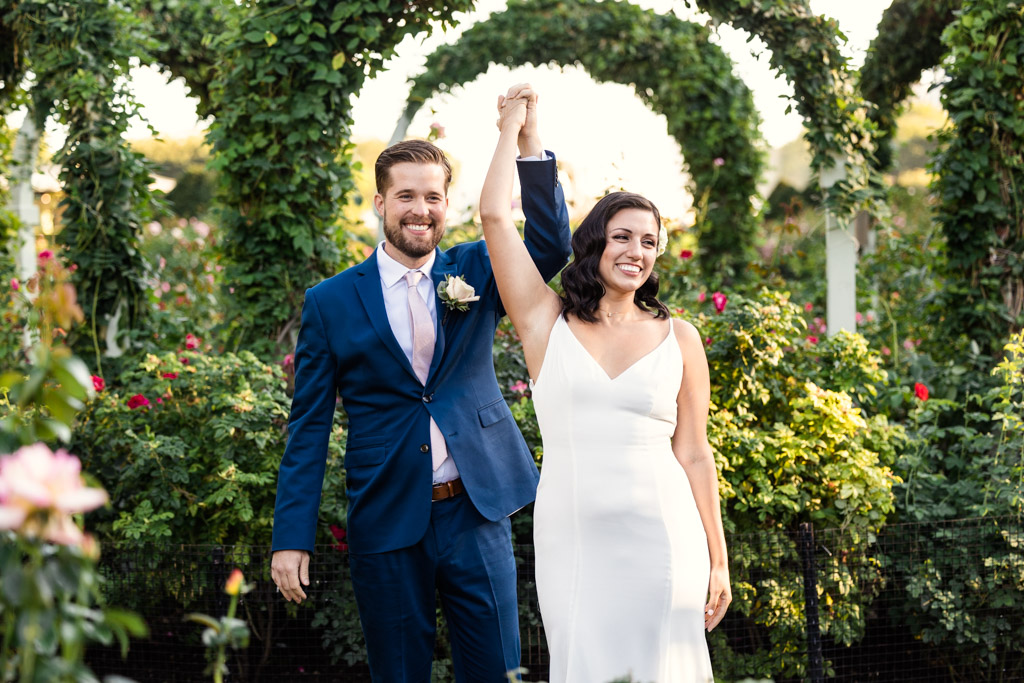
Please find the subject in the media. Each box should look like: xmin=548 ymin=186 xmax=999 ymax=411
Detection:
xmin=531 ymin=315 xmax=714 ymax=683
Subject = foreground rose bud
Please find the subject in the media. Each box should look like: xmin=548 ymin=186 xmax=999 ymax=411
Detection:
xmin=225 ymin=568 xmax=244 ymax=595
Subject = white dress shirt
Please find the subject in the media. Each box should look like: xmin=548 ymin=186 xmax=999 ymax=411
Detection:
xmin=376 ymin=243 xmax=460 ymax=484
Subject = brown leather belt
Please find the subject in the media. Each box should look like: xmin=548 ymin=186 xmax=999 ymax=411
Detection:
xmin=431 ymin=478 xmax=465 ymax=502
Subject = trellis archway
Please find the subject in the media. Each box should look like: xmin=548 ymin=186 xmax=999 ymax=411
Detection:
xmin=400 ymin=0 xmax=764 ymax=283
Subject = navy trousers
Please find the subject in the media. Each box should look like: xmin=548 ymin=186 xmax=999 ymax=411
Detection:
xmin=347 ymin=493 xmax=520 ymax=682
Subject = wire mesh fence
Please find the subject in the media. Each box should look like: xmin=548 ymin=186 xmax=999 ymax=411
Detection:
xmin=83 ymin=516 xmax=1024 ymax=682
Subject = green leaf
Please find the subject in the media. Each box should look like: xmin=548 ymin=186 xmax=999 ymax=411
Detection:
xmin=331 ymin=52 xmax=346 ymax=70
xmin=264 ymin=31 xmax=278 ymax=47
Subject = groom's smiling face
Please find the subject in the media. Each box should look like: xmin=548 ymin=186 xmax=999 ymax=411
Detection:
xmin=375 ymin=162 xmax=449 ymax=266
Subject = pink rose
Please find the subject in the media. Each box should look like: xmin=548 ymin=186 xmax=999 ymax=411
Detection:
xmin=91 ymin=375 xmax=105 ymax=392
xmin=804 ymin=302 xmax=813 ymax=312
xmin=185 ymin=333 xmax=200 ymax=350
xmin=679 ymin=249 xmax=694 ymax=260
xmin=713 ymin=158 xmax=725 ymax=167
xmin=712 ymin=291 xmax=727 ymax=314
xmin=38 ymin=250 xmax=54 ymax=263
xmin=126 ymin=394 xmax=150 ymax=410
xmin=509 ymin=380 xmax=529 ymax=394
xmin=806 ymin=335 xmax=819 ymax=344
xmin=10 ymin=278 xmax=18 ymax=291
xmin=0 ymin=444 xmax=108 ymax=545
xmin=697 ymin=292 xmax=706 ymax=303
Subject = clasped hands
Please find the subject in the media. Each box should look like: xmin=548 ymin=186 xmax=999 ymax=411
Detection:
xmin=497 ymin=83 xmax=542 ymax=159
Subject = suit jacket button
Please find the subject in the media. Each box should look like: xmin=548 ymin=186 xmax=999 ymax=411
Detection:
xmin=420 ymin=444 xmax=430 ymax=453
xmin=422 ymin=395 xmax=432 ymax=403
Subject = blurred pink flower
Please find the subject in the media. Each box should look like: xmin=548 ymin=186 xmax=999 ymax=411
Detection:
xmin=713 ymin=158 xmax=725 ymax=167
xmin=159 ymin=257 xmax=167 ymax=270
xmin=429 ymin=122 xmax=446 ymax=139
xmin=282 ymin=353 xmax=294 ymax=368
xmin=804 ymin=302 xmax=813 ymax=312
xmin=91 ymin=375 xmax=105 ymax=392
xmin=903 ymin=338 xmax=915 ymax=351
xmin=10 ymin=278 xmax=19 ymax=291
xmin=38 ymin=250 xmax=53 ymax=263
xmin=225 ymin=568 xmax=245 ymax=595
xmin=0 ymin=444 xmax=108 ymax=545
xmin=161 ymin=282 xmax=171 ymax=293
xmin=712 ymin=291 xmax=727 ymax=314
xmin=855 ymin=312 xmax=864 ymax=324
xmin=192 ymin=220 xmax=211 ymax=238
xmin=509 ymin=380 xmax=529 ymax=394
xmin=697 ymin=292 xmax=706 ymax=303
xmin=806 ymin=335 xmax=819 ymax=344
xmin=162 ymin=372 xmax=178 ymax=380
xmin=147 ymin=221 xmax=163 ymax=236
xmin=679 ymin=249 xmax=694 ymax=260
xmin=881 ymin=346 xmax=891 ymax=356
xmin=705 ymin=337 xmax=713 ymax=346
xmin=127 ymin=394 xmax=150 ymax=410
xmin=185 ymin=333 xmax=200 ymax=350
xmin=866 ymin=311 xmax=876 ymax=323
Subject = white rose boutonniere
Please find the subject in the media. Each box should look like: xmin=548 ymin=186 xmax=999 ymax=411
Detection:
xmin=437 ymin=274 xmax=480 ymax=313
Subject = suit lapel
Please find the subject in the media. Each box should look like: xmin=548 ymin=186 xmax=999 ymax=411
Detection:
xmin=429 ymin=248 xmax=458 ymax=382
xmin=353 ymin=253 xmax=419 ymax=383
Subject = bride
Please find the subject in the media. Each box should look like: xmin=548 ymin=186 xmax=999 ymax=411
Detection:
xmin=479 ymin=85 xmax=731 ymax=683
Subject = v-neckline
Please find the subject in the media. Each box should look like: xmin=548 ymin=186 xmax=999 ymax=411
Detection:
xmin=561 ymin=315 xmax=673 ymax=381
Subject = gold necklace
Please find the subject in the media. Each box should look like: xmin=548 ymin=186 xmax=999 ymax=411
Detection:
xmin=597 ymin=308 xmax=629 ymax=318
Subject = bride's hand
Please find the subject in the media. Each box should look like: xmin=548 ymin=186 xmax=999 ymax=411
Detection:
xmin=705 ymin=565 xmax=731 ymax=632
xmin=495 ymin=92 xmax=529 ymax=134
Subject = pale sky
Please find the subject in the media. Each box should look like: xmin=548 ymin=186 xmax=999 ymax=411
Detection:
xmin=31 ymin=0 xmax=901 ymax=222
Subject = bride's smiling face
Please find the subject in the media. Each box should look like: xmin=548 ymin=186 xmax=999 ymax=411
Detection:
xmin=597 ymin=208 xmax=660 ymax=293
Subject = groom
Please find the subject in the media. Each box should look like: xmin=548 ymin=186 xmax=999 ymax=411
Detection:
xmin=270 ymin=84 xmax=571 ymax=681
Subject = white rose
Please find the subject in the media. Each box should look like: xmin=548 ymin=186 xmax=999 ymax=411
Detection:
xmin=447 ymin=277 xmax=478 ymax=302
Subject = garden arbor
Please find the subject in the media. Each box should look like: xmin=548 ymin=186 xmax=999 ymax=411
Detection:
xmin=406 ymin=0 xmax=881 ymax=332
xmin=401 ymin=0 xmax=764 ymax=283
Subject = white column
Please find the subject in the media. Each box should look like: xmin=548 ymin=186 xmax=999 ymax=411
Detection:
xmin=10 ymin=116 xmax=40 ymax=282
xmin=820 ymin=159 xmax=858 ymax=337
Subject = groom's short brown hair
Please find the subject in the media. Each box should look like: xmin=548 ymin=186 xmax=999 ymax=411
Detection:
xmin=375 ymin=140 xmax=453 ymax=196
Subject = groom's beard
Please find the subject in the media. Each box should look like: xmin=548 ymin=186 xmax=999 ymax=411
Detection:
xmin=381 ymin=210 xmax=445 ymax=259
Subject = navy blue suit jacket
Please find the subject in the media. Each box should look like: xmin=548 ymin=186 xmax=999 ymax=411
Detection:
xmin=272 ymin=156 xmax=571 ymax=555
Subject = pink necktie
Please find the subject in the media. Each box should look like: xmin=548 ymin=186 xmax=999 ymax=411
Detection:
xmin=405 ymin=271 xmax=447 ymax=471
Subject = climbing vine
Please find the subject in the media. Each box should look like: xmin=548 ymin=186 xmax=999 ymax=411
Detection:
xmin=206 ymin=0 xmax=475 ymax=354
xmin=1 ymin=0 xmax=160 ymax=370
xmin=859 ymin=0 xmax=961 ymax=171
xmin=691 ymin=0 xmax=884 ymax=220
xmin=409 ymin=0 xmax=764 ymax=283
xmin=931 ymin=0 xmax=1024 ymax=357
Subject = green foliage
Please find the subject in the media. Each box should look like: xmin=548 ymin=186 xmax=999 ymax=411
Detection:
xmin=691 ymin=0 xmax=886 ymax=223
xmin=2 ymin=0 xmax=163 ymax=370
xmin=134 ymin=0 xmax=231 ymax=117
xmin=409 ymin=0 xmax=763 ymax=284
xmin=887 ymin=333 xmax=1024 ymax=680
xmin=0 ymin=256 xmax=94 ymax=452
xmin=931 ymin=0 xmax=1024 ymax=358
xmin=0 ymin=534 xmax=149 ymax=683
xmin=72 ymin=349 xmax=296 ymax=548
xmin=694 ymin=290 xmax=901 ymax=679
xmin=858 ymin=0 xmax=961 ymax=171
xmin=206 ymin=0 xmax=473 ymax=355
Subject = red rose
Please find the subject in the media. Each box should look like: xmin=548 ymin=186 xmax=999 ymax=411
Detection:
xmin=914 ymin=382 xmax=929 ymax=401
xmin=679 ymin=249 xmax=694 ymax=259
xmin=712 ymin=291 xmax=728 ymax=314
xmin=330 ymin=524 xmax=349 ymax=552
xmin=91 ymin=375 xmax=105 ymax=392
xmin=126 ymin=394 xmax=150 ymax=410
xmin=185 ymin=333 xmax=200 ymax=350
xmin=162 ymin=372 xmax=178 ymax=380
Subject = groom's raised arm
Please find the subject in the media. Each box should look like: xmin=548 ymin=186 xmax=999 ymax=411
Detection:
xmin=512 ymin=85 xmax=572 ymax=282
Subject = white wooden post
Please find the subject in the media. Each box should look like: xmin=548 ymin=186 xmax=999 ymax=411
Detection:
xmin=820 ymin=158 xmax=858 ymax=337
xmin=10 ymin=116 xmax=40 ymax=282
xmin=9 ymin=116 xmax=42 ymax=352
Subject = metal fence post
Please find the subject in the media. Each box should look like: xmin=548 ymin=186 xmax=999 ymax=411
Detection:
xmin=799 ymin=522 xmax=824 ymax=683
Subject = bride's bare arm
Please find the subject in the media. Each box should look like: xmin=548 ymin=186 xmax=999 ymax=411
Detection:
xmin=479 ymin=88 xmax=561 ymax=377
xmin=670 ymin=318 xmax=731 ymax=632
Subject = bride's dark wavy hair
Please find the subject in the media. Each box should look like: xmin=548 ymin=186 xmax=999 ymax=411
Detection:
xmin=560 ymin=191 xmax=670 ymax=323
